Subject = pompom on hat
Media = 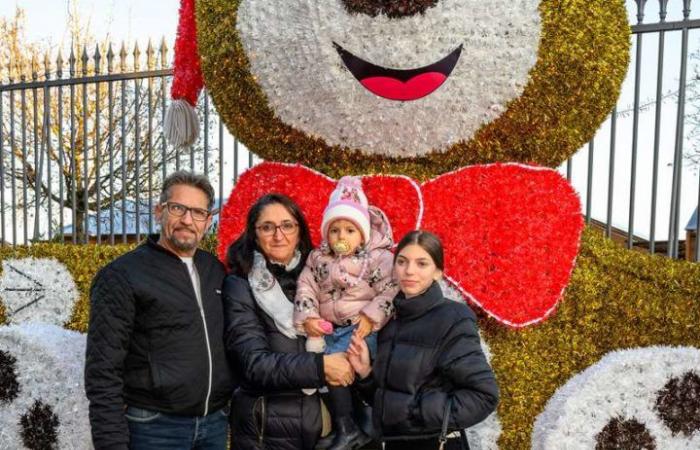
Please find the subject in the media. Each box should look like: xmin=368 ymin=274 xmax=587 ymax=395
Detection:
xmin=164 ymin=0 xmax=203 ymax=148
xmin=321 ymin=176 xmax=371 ymax=244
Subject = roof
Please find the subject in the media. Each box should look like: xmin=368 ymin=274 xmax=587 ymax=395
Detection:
xmin=61 ymin=198 xmax=225 ymax=236
xmin=686 ymin=207 xmax=699 ymax=232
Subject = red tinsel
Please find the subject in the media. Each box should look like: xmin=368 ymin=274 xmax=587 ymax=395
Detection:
xmin=171 ymin=0 xmax=203 ymax=106
xmin=218 ymin=162 xmax=583 ymax=328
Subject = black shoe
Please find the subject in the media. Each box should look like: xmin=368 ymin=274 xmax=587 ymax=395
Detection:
xmin=315 ymin=431 xmax=336 ymax=450
xmin=328 ymin=416 xmax=372 ymax=450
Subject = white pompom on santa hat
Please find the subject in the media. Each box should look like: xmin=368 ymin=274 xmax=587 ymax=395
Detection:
xmin=164 ymin=0 xmax=203 ymax=149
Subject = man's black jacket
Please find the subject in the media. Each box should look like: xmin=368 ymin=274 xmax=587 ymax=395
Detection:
xmin=85 ymin=235 xmax=233 ymax=450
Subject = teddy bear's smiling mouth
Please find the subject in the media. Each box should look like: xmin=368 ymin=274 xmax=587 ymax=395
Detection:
xmin=334 ymin=42 xmax=463 ymax=101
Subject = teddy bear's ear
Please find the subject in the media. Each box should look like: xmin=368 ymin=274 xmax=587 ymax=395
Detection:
xmin=533 ymin=346 xmax=700 ymax=449
xmin=0 ymin=258 xmax=79 ymax=326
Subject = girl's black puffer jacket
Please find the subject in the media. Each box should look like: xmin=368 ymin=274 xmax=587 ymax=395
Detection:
xmin=358 ymin=282 xmax=499 ymax=442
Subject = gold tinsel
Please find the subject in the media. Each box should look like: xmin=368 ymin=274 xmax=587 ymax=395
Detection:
xmin=196 ymin=0 xmax=630 ymax=180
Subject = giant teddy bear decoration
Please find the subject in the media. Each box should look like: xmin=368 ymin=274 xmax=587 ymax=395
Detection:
xmin=161 ymin=0 xmax=700 ymax=448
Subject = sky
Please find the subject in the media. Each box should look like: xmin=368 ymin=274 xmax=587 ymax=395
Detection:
xmin=0 ymin=0 xmax=179 ymax=49
xmin=1 ymin=0 xmax=700 ymax=244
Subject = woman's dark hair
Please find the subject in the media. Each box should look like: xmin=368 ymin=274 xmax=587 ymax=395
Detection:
xmin=226 ymin=193 xmax=313 ymax=276
xmin=394 ymin=230 xmax=444 ymax=271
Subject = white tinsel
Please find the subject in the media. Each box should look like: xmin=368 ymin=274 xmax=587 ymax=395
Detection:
xmin=0 ymin=323 xmax=91 ymax=449
xmin=532 ymin=346 xmax=700 ymax=450
xmin=0 ymin=258 xmax=79 ymax=326
xmin=237 ymin=0 xmax=540 ymax=157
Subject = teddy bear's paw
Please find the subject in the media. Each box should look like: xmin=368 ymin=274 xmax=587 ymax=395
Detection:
xmin=0 ymin=323 xmax=90 ymax=449
xmin=532 ymin=346 xmax=700 ymax=450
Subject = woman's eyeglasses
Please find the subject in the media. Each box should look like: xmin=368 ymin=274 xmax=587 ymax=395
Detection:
xmin=255 ymin=221 xmax=299 ymax=236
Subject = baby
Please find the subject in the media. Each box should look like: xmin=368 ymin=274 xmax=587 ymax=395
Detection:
xmin=294 ymin=176 xmax=397 ymax=449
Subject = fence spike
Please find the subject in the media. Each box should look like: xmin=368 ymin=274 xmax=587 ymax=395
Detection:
xmin=119 ymin=41 xmax=128 ymax=72
xmin=69 ymin=46 xmax=76 ymax=77
xmin=107 ymin=43 xmax=115 ymax=74
xmin=159 ymin=36 xmax=168 ymax=69
xmin=44 ymin=51 xmax=51 ymax=80
xmin=658 ymin=0 xmax=669 ymax=22
xmin=17 ymin=60 xmax=26 ymax=82
xmin=634 ymin=0 xmax=648 ymax=24
xmin=146 ymin=39 xmax=155 ymax=70
xmin=683 ymin=0 xmax=691 ymax=19
xmin=94 ymin=44 xmax=102 ymax=75
xmin=56 ymin=50 xmax=64 ymax=78
xmin=31 ymin=55 xmax=39 ymax=81
xmin=133 ymin=41 xmax=141 ymax=71
xmin=81 ymin=45 xmax=89 ymax=75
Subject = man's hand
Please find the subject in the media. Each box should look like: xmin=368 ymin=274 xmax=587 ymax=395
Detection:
xmin=353 ymin=314 xmax=373 ymax=339
xmin=323 ymin=353 xmax=355 ymax=386
xmin=347 ymin=334 xmax=372 ymax=379
xmin=304 ymin=318 xmax=327 ymax=337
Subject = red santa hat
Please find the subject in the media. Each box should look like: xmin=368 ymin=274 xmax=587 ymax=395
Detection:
xmin=164 ymin=0 xmax=203 ymax=148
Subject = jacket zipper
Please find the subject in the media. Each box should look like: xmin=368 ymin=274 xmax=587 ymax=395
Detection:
xmin=199 ymin=301 xmax=213 ymax=416
xmin=184 ymin=261 xmax=213 ymax=416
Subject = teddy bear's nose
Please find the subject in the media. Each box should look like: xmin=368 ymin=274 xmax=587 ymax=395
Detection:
xmin=341 ymin=0 xmax=440 ymax=18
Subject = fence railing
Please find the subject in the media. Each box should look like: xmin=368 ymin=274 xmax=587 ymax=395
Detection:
xmin=1 ymin=1 xmax=700 ymax=263
xmin=564 ymin=0 xmax=700 ymax=261
xmin=0 ymin=39 xmax=254 ymax=245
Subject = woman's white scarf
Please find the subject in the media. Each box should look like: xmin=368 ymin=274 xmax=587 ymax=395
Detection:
xmin=248 ymin=250 xmax=301 ymax=339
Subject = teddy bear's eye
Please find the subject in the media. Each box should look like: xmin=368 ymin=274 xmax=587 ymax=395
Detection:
xmin=0 ymin=349 xmax=20 ymax=404
xmin=341 ymin=0 xmax=440 ymax=18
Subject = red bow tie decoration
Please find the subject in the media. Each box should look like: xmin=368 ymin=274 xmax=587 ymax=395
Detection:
xmin=218 ymin=162 xmax=583 ymax=328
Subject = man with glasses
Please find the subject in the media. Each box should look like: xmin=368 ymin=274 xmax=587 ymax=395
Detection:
xmin=85 ymin=171 xmax=233 ymax=450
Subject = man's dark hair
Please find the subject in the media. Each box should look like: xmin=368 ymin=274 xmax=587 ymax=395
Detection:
xmin=227 ymin=193 xmax=313 ymax=276
xmin=159 ymin=171 xmax=216 ymax=210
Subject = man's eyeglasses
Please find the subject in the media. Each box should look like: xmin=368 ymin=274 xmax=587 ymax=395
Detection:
xmin=161 ymin=202 xmax=213 ymax=222
xmin=255 ymin=221 xmax=299 ymax=236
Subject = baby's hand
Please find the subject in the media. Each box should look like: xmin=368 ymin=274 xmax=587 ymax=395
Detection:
xmin=353 ymin=314 xmax=373 ymax=339
xmin=304 ymin=318 xmax=329 ymax=337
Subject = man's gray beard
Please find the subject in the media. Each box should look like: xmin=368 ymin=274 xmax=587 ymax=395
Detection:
xmin=167 ymin=233 xmax=198 ymax=252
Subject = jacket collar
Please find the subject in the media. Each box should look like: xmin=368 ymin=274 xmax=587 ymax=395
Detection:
xmin=394 ymin=281 xmax=444 ymax=320
xmin=145 ymin=234 xmax=204 ymax=264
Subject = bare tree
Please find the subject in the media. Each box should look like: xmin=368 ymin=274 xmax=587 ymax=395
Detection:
xmin=0 ymin=7 xmax=209 ymax=243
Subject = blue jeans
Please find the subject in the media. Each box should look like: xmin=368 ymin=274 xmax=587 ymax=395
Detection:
xmin=126 ymin=405 xmax=229 ymax=450
xmin=324 ymin=324 xmax=378 ymax=358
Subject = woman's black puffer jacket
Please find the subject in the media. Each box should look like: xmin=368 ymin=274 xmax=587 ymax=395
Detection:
xmin=223 ymin=263 xmax=325 ymax=450
xmin=359 ymin=282 xmax=499 ymax=442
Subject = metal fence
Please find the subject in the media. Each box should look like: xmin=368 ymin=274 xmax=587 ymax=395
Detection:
xmin=564 ymin=0 xmax=700 ymax=261
xmin=0 ymin=39 xmax=253 ymax=245
xmin=1 ymin=1 xmax=700 ymax=261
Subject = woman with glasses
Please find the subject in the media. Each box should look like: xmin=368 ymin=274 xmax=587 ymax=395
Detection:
xmin=222 ymin=194 xmax=356 ymax=450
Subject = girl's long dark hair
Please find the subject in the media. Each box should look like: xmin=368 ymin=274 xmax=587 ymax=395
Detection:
xmin=394 ymin=230 xmax=444 ymax=271
xmin=226 ymin=193 xmax=313 ymax=276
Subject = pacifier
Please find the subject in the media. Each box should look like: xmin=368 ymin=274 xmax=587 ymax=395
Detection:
xmin=331 ymin=240 xmax=352 ymax=255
